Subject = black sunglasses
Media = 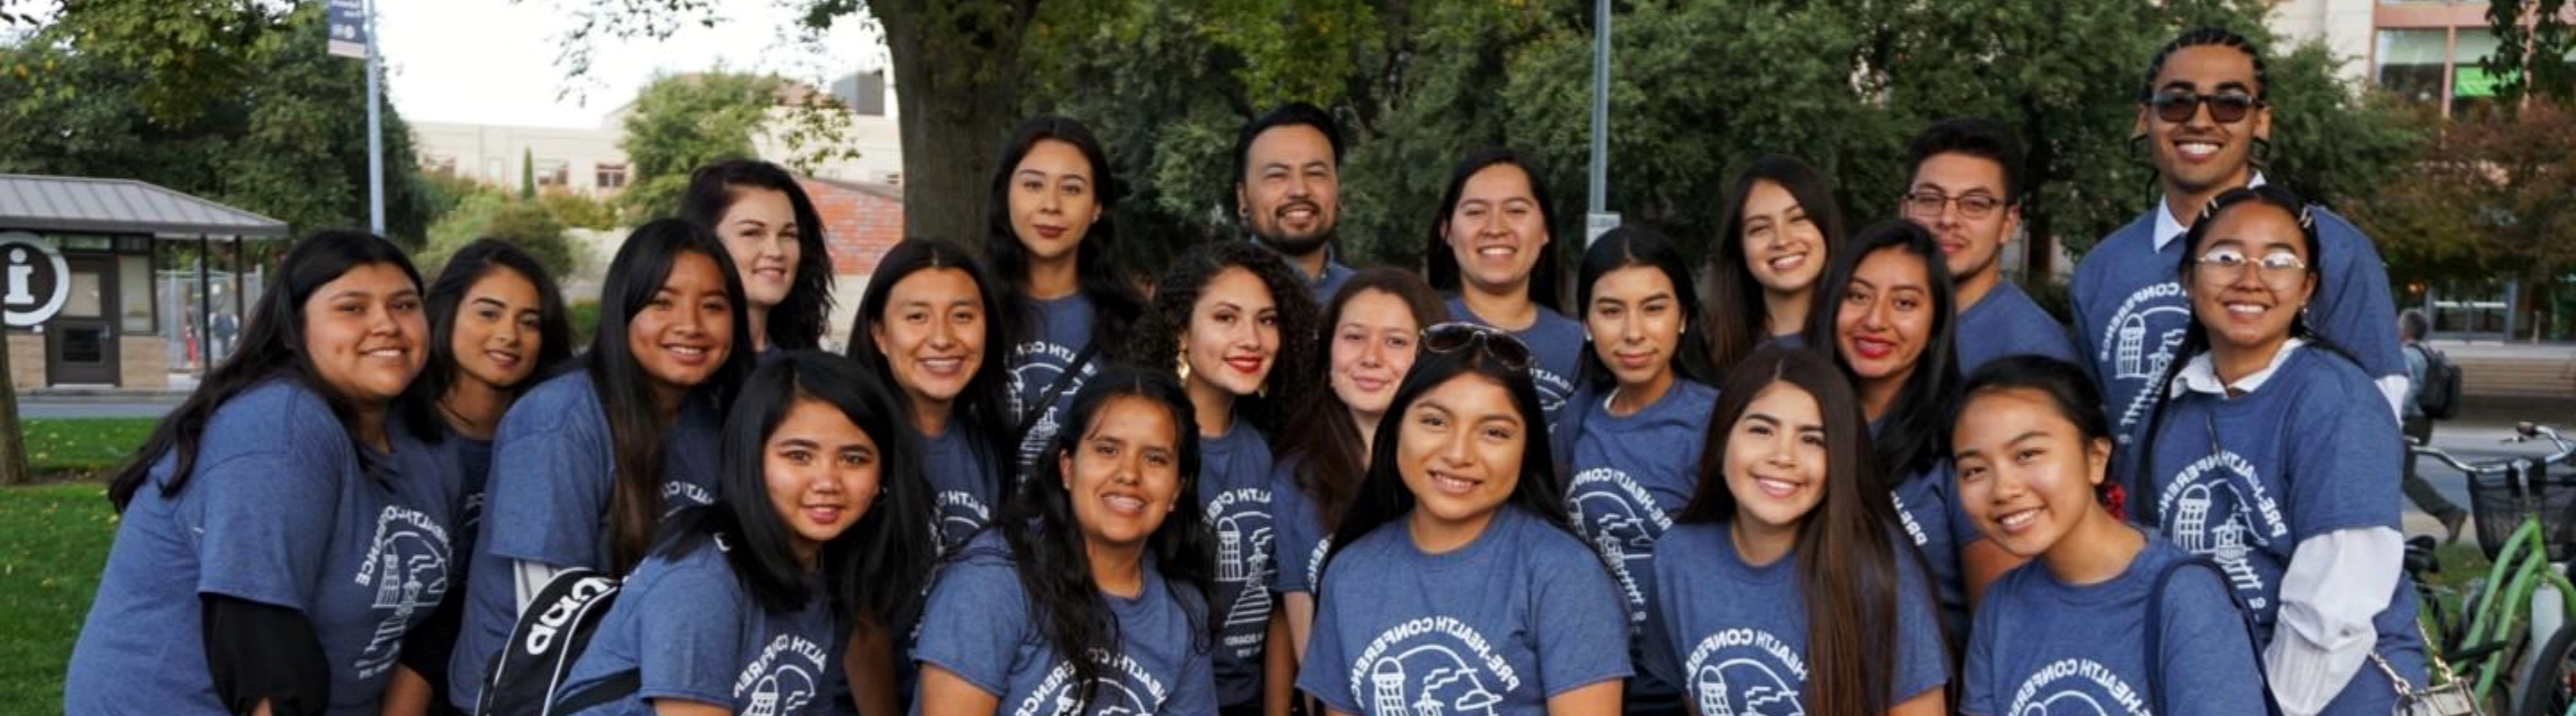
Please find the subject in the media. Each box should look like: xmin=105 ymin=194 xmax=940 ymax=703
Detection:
xmin=1421 ymin=322 xmax=1532 ymax=372
xmin=2149 ymin=90 xmax=2263 ymax=124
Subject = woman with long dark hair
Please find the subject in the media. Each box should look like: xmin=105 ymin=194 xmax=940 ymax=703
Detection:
xmin=1704 ymin=155 xmax=1847 ymax=374
xmin=984 ymin=115 xmax=1150 ymax=474
xmin=1424 ymin=146 xmax=1583 ymax=431
xmin=1808 ymin=218 xmax=2004 ymax=643
xmin=2134 ymin=185 xmax=2421 ymax=714
xmin=383 ymin=238 xmax=576 ymax=713
xmin=1555 ymin=226 xmax=1716 ymax=715
xmin=1952 ymin=355 xmax=2266 ymax=716
xmin=681 ymin=158 xmax=835 ymax=353
xmin=448 ymin=218 xmax=756 ymax=709
xmin=70 ymin=230 xmax=457 ymax=715
xmin=552 ymin=353 xmax=936 ymax=716
xmin=1121 ymin=240 xmax=1318 ymax=713
xmin=846 ymin=238 xmax=1019 ymax=552
xmin=911 ymin=367 xmax=1217 ymax=715
xmin=1266 ymin=268 xmax=1448 ymax=703
xmin=1638 ymin=345 xmax=1948 ymax=716
xmin=1300 ymin=324 xmax=1629 ymax=715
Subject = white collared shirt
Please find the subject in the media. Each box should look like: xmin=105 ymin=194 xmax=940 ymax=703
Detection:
xmin=2169 ymin=337 xmax=2305 ymax=397
xmin=2152 ymin=172 xmax=2268 ymax=252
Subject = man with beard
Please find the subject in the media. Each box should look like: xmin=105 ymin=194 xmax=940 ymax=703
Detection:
xmin=1233 ymin=102 xmax=1355 ymax=303
xmin=1900 ymin=118 xmax=2079 ymax=373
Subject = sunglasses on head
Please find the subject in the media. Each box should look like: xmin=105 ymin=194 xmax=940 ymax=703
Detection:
xmin=1421 ymin=322 xmax=1533 ymax=373
xmin=2149 ymin=90 xmax=2263 ymax=124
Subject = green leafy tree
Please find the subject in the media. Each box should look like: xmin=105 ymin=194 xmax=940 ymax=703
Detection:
xmin=521 ymin=148 xmax=537 ymax=200
xmin=2486 ymin=0 xmax=2576 ymax=110
xmin=617 ymin=71 xmax=780 ymax=219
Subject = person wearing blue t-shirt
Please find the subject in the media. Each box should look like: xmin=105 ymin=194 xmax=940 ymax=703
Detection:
xmin=1951 ymin=354 xmax=2269 ymax=716
xmin=1301 ymin=326 xmax=1630 ymax=715
xmin=383 ymin=238 xmax=577 ymax=712
xmin=1424 ymin=146 xmax=1582 ymax=432
xmin=2138 ymin=186 xmax=2424 ymax=715
xmin=1267 ymin=268 xmax=1452 ymax=712
xmin=1119 ymin=241 xmax=1320 ymax=713
xmin=70 ymin=230 xmax=465 ymax=716
xmin=1809 ymin=220 xmax=2008 ymax=644
xmin=1637 ymin=345 xmax=1949 ymax=716
xmin=1899 ymin=119 xmax=2080 ymax=374
xmin=450 ymin=219 xmax=757 ymax=710
xmin=1233 ymin=102 xmax=1359 ymax=304
xmin=555 ymin=354 xmax=936 ymax=716
xmin=680 ymin=159 xmax=836 ymax=354
xmin=2071 ymin=29 xmax=2405 ymax=491
xmin=985 ymin=116 xmax=1151 ymax=477
xmin=911 ymin=368 xmax=1220 ymax=716
xmin=848 ymin=239 xmax=1019 ymax=555
xmin=1553 ymin=226 xmax=1720 ymax=715
xmin=1703 ymin=156 xmax=1849 ymax=384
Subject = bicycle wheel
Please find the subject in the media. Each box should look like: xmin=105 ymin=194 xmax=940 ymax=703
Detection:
xmin=2521 ymin=623 xmax=2576 ymax=716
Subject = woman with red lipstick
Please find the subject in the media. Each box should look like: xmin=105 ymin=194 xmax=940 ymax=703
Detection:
xmin=1121 ymin=241 xmax=1319 ymax=715
xmin=1637 ymin=345 xmax=1948 ymax=716
xmin=448 ymin=219 xmax=757 ymax=711
xmin=1425 ymin=147 xmax=1583 ymax=433
xmin=1554 ymin=226 xmax=1716 ymax=716
xmin=72 ymin=230 xmax=460 ymax=715
xmin=550 ymin=353 xmax=936 ymax=716
xmin=1809 ymin=219 xmax=2002 ymax=646
xmin=1267 ymin=268 xmax=1450 ymax=708
xmin=984 ymin=116 xmax=1149 ymax=476
xmin=911 ymin=367 xmax=1218 ymax=716
xmin=2134 ymin=186 xmax=2422 ymax=715
xmin=1301 ymin=324 xmax=1630 ymax=716
xmin=381 ymin=238 xmax=576 ymax=713
xmin=682 ymin=159 xmax=835 ymax=354
xmin=1703 ymin=155 xmax=1848 ymax=376
xmin=1951 ymin=355 xmax=2267 ymax=716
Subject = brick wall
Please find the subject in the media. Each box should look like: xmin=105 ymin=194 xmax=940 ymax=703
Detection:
xmin=797 ymin=178 xmax=904 ymax=277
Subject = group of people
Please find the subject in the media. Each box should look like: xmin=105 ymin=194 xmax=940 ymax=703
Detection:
xmin=64 ymin=24 xmax=2431 ymax=716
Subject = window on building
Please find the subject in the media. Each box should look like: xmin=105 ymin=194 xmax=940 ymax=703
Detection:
xmin=2376 ymin=29 xmax=2449 ymax=106
xmin=423 ymin=155 xmax=458 ymax=177
xmin=486 ymin=158 xmax=507 ymax=182
xmin=536 ymin=158 xmax=571 ymax=187
xmin=597 ymin=162 xmax=630 ymax=189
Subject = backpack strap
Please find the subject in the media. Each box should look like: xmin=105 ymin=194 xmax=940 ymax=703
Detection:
xmin=2147 ymin=556 xmax=2285 ymax=716
xmin=1014 ymin=342 xmax=1100 ymax=446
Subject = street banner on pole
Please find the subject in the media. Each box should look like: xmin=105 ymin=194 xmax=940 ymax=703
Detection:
xmin=327 ymin=0 xmax=367 ymax=59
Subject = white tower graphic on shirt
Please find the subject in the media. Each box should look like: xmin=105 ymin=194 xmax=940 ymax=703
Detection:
xmin=1682 ymin=628 xmax=1810 ymax=716
xmin=2097 ymin=281 xmax=2193 ymax=436
xmin=743 ymin=666 xmax=817 ymax=716
xmin=2158 ymin=449 xmax=2289 ymax=609
xmin=1568 ymin=468 xmax=1671 ymax=624
xmin=352 ymin=506 xmax=451 ymax=678
xmin=2008 ymin=657 xmax=2146 ymax=715
xmin=1207 ymin=489 xmax=1275 ymax=631
xmin=1352 ymin=618 xmax=1520 ymax=716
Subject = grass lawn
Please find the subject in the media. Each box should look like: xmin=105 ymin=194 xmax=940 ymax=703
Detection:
xmin=21 ymin=417 xmax=157 ymax=477
xmin=0 ymin=482 xmax=116 ymax=712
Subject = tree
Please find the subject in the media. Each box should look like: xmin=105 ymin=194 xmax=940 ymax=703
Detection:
xmin=521 ymin=148 xmax=537 ymax=200
xmin=616 ymin=71 xmax=780 ymax=219
xmin=2486 ymin=0 xmax=2576 ymax=110
xmin=0 ymin=343 xmax=24 ymax=484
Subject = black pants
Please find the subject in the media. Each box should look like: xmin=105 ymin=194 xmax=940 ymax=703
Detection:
xmin=2403 ymin=416 xmax=2467 ymax=522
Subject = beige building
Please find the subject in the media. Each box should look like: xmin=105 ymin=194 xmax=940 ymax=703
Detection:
xmin=2267 ymin=0 xmax=2575 ymax=118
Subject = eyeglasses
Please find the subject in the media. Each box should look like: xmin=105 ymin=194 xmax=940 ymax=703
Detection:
xmin=1421 ymin=322 xmax=1532 ymax=372
xmin=1900 ymin=191 xmax=2005 ymax=221
xmin=2149 ymin=90 xmax=2263 ymax=124
xmin=2193 ymin=248 xmax=2308 ymax=280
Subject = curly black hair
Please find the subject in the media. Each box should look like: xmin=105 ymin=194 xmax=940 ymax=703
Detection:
xmin=1115 ymin=241 xmax=1322 ymax=439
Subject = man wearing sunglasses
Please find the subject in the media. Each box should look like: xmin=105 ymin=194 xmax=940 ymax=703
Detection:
xmin=2069 ymin=27 xmax=2406 ymax=458
xmin=1901 ymin=117 xmax=2079 ymax=373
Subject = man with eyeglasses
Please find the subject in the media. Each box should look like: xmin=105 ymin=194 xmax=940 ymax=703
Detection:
xmin=1901 ymin=118 xmax=2079 ymax=373
xmin=2069 ymin=28 xmax=2406 ymax=460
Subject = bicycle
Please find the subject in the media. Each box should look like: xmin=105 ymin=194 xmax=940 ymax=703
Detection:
xmin=2407 ymin=422 xmax=2576 ymax=716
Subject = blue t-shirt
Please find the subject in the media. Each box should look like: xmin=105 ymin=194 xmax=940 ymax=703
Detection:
xmin=449 ymin=371 xmax=729 ymax=708
xmin=559 ymin=535 xmax=841 ymax=715
xmin=1889 ymin=455 xmax=1979 ymax=645
xmin=1445 ymin=297 xmax=1585 ymax=432
xmin=1962 ymin=533 xmax=2266 ymax=716
xmin=1299 ymin=507 xmax=1631 ymax=715
xmin=67 ymin=380 xmax=467 ymax=715
xmin=444 ymin=428 xmax=496 ymax=573
xmin=1637 ymin=520 xmax=1948 ymax=715
xmin=921 ymin=425 xmax=1001 ymax=553
xmin=1558 ymin=379 xmax=1717 ymax=630
xmin=1011 ymin=294 xmax=1099 ymax=474
xmin=2141 ymin=346 xmax=2425 ymax=715
xmin=910 ymin=533 xmax=1216 ymax=716
xmin=1198 ymin=423 xmax=1280 ymax=707
xmin=2070 ymin=203 xmax=2403 ymax=473
xmin=1955 ymin=280 xmax=2079 ymax=373
xmin=1266 ymin=456 xmax=1335 ymax=597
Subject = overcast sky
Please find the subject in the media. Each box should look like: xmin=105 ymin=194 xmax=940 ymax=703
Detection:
xmin=377 ymin=0 xmax=884 ymax=128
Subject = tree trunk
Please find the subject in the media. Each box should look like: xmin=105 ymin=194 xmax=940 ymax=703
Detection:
xmin=870 ymin=0 xmax=1038 ymax=250
xmin=0 ymin=329 xmax=29 ymax=485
